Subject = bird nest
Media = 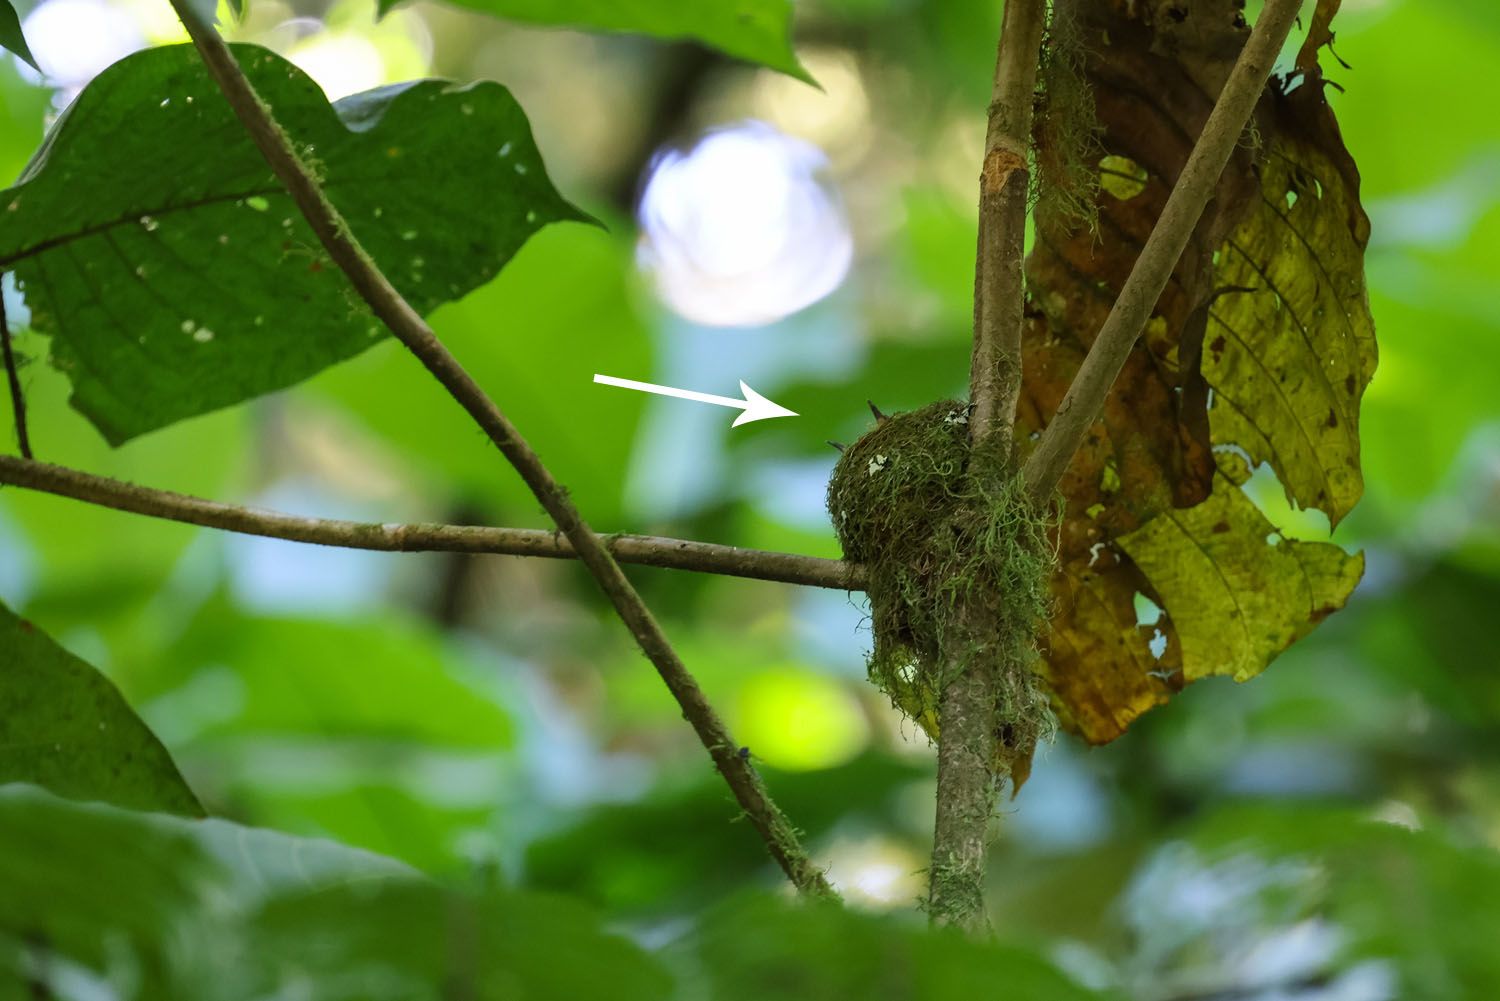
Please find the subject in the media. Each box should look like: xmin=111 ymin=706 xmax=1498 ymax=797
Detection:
xmin=826 ymin=400 xmax=1058 ymax=786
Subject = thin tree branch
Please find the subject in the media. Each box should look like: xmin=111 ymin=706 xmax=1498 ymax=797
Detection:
xmin=0 ymin=274 xmax=32 ymax=459
xmin=928 ymin=0 xmax=1048 ymax=935
xmin=1020 ymin=0 xmax=1303 ymax=504
xmin=169 ymin=7 xmax=835 ymax=897
xmin=968 ymin=0 xmax=1047 ymax=446
xmin=0 ymin=455 xmax=863 ymax=590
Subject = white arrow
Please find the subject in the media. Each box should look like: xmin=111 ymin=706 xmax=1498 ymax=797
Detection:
xmin=592 ymin=374 xmax=798 ymax=427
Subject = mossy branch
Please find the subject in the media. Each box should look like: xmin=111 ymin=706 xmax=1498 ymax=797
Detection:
xmin=934 ymin=0 xmax=1049 ymax=935
xmin=169 ymin=2 xmax=834 ymax=898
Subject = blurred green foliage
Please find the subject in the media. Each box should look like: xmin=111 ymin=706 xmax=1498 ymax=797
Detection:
xmin=383 ymin=0 xmax=812 ymax=81
xmin=1 ymin=0 xmax=1499 ymax=996
xmin=0 ymin=600 xmax=200 ymax=814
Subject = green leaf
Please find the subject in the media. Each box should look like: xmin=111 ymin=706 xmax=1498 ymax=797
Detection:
xmin=0 ymin=0 xmax=36 ymax=72
xmin=251 ymin=881 xmax=675 ymax=1001
xmin=0 ymin=785 xmax=673 ymax=1000
xmin=0 ymin=601 xmax=202 ymax=816
xmin=385 ymin=0 xmax=811 ymax=81
xmin=676 ymin=894 xmax=1113 ymax=1001
xmin=0 ymin=785 xmax=217 ymax=990
xmin=222 ymin=782 xmax=497 ymax=875
xmin=1116 ymin=472 xmax=1363 ymax=685
xmin=1203 ymin=96 xmax=1377 ymax=526
xmin=0 ymin=784 xmax=411 ymax=993
xmin=0 ymin=43 xmax=585 ymax=444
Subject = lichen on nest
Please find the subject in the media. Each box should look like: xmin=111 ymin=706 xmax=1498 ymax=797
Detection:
xmin=826 ymin=400 xmax=1058 ymax=787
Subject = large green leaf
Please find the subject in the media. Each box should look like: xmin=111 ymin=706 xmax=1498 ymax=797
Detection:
xmin=382 ymin=0 xmax=810 ymax=81
xmin=0 ymin=0 xmax=36 ymax=72
xmin=0 ymin=785 xmax=672 ymax=1000
xmin=0 ymin=601 xmax=201 ymax=816
xmin=0 ymin=785 xmax=218 ymax=995
xmin=251 ymin=881 xmax=674 ymax=1001
xmin=0 ymin=43 xmax=584 ymax=444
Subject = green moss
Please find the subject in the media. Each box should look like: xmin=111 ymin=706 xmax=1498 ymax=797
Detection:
xmin=826 ymin=401 xmax=1057 ymax=785
xmin=1032 ymin=5 xmax=1102 ymax=233
xmin=925 ymin=851 xmax=989 ymax=929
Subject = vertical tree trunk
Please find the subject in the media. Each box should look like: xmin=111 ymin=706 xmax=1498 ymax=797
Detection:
xmin=926 ymin=636 xmax=1001 ymax=931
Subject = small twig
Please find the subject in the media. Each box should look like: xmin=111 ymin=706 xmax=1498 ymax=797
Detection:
xmin=0 ymin=273 xmax=33 ymax=459
xmin=0 ymin=455 xmax=864 ymax=590
xmin=1021 ymin=0 xmax=1304 ymax=504
xmin=169 ymin=6 xmax=835 ymax=897
xmin=968 ymin=0 xmax=1046 ymax=447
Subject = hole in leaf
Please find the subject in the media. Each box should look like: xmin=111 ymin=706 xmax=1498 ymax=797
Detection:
xmin=1133 ymin=592 xmax=1164 ymax=626
xmin=1099 ymin=154 xmax=1148 ymax=200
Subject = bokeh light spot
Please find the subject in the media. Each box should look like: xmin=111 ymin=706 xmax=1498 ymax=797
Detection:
xmin=637 ymin=121 xmax=852 ymax=328
xmin=287 ymin=32 xmax=386 ymax=101
xmin=733 ymin=668 xmax=869 ymax=771
xmin=18 ymin=0 xmax=145 ymax=92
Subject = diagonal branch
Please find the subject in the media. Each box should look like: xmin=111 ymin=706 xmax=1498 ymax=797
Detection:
xmin=1021 ymin=0 xmax=1304 ymax=504
xmin=0 ymin=455 xmax=863 ymax=590
xmin=169 ymin=5 xmax=834 ymax=897
xmin=0 ymin=273 xmax=32 ymax=459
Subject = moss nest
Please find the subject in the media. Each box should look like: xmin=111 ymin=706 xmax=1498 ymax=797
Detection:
xmin=827 ymin=400 xmax=1057 ymax=784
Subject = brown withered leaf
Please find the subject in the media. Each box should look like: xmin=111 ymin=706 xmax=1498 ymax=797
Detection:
xmin=1019 ymin=0 xmax=1375 ymax=744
